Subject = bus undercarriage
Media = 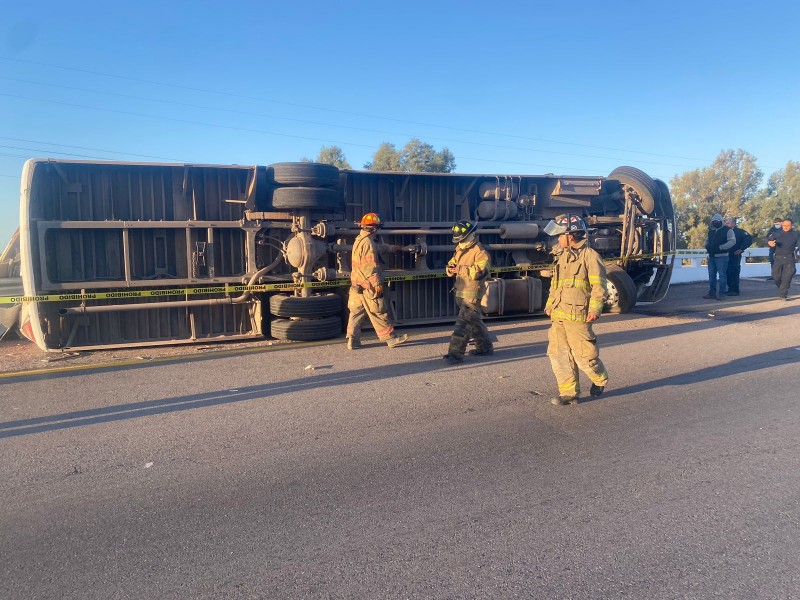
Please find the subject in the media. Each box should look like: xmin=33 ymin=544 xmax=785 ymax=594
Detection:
xmin=18 ymin=160 xmax=676 ymax=351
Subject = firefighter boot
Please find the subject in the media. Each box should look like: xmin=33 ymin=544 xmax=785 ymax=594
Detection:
xmin=444 ymin=333 xmax=468 ymax=362
xmin=442 ymin=353 xmax=463 ymax=364
xmin=551 ymin=396 xmax=579 ymax=406
xmin=386 ymin=333 xmax=409 ymax=348
xmin=468 ymin=346 xmax=494 ymax=356
xmin=346 ymin=337 xmax=361 ymax=350
xmin=590 ymin=383 xmax=605 ymax=397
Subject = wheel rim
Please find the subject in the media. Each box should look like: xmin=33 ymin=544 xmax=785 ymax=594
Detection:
xmin=606 ymin=280 xmax=621 ymax=308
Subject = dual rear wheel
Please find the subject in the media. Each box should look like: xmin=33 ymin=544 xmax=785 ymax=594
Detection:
xmin=268 ymin=292 xmax=343 ymax=341
xmin=265 ymin=163 xmax=345 ymax=340
xmin=267 ymin=162 xmax=344 ymax=212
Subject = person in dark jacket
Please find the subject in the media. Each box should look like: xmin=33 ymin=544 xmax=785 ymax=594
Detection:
xmin=766 ymin=217 xmax=783 ymax=279
xmin=703 ymin=213 xmax=736 ymax=299
xmin=723 ymin=216 xmax=753 ymax=296
xmin=767 ymin=219 xmax=800 ymax=300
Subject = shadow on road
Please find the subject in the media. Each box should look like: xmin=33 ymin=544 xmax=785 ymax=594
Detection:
xmin=577 ymin=345 xmax=800 ymax=404
xmin=0 ymin=355 xmax=464 ymax=438
xmin=1 ymin=298 xmax=797 ymax=438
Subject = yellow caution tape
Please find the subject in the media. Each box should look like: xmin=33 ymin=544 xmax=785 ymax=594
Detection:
xmin=0 ymin=253 xmax=673 ymax=304
xmin=0 ymin=283 xmax=302 ymax=304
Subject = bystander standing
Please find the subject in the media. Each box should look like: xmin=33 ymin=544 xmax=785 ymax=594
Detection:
xmin=724 ymin=216 xmax=752 ymax=296
xmin=703 ymin=214 xmax=736 ymax=300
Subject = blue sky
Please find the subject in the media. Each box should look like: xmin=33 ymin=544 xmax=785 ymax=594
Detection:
xmin=1 ymin=0 xmax=798 ymax=246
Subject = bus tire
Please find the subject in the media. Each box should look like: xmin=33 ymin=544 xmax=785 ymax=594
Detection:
xmin=269 ymin=162 xmax=340 ymax=187
xmin=270 ymin=315 xmax=342 ymax=341
xmin=604 ymin=264 xmax=638 ymax=314
xmin=271 ymin=186 xmax=342 ymax=211
xmin=608 ymin=166 xmax=659 ymax=215
xmin=269 ymin=293 xmax=342 ymax=319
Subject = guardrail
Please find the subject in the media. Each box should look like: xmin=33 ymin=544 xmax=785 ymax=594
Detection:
xmin=671 ymin=248 xmax=771 ymax=284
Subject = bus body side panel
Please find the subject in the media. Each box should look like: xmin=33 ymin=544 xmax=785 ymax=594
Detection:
xmin=20 ymin=160 xmax=261 ymax=351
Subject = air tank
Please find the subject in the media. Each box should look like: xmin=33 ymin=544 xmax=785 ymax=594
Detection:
xmin=476 ymin=201 xmax=519 ymax=220
xmin=498 ymin=223 xmax=539 ymax=239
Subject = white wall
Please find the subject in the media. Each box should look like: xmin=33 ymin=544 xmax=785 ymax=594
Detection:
xmin=670 ymin=248 xmax=771 ymax=284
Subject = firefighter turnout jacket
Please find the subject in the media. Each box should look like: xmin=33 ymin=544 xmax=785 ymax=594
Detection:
xmin=444 ymin=239 xmax=493 ymax=359
xmin=347 ymin=229 xmax=398 ymax=341
xmin=447 ymin=242 xmax=490 ymax=300
xmin=350 ymin=230 xmax=387 ymax=291
xmin=545 ymin=238 xmax=607 ymax=321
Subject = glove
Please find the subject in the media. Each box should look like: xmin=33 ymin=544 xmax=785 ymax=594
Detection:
xmin=446 ymin=263 xmax=458 ymax=277
xmin=373 ymin=284 xmax=384 ymax=299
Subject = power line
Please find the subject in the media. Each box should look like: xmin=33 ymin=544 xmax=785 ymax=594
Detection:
xmin=0 ymin=76 xmax=701 ymax=170
xmin=0 ymin=91 xmax=380 ymax=150
xmin=0 ymin=55 xmax=713 ymax=162
xmin=1 ymin=93 xmax=619 ymax=175
xmin=0 ymin=143 xmax=186 ymax=162
xmin=0 ymin=137 xmax=186 ymax=162
xmin=0 ymin=133 xmax=788 ymax=179
xmin=0 ymin=92 xmax=709 ymax=177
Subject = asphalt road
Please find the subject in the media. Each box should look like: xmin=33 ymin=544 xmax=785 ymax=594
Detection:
xmin=1 ymin=278 xmax=799 ymax=599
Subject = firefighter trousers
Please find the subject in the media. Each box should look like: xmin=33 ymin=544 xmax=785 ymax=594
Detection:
xmin=447 ymin=297 xmax=493 ymax=359
xmin=346 ymin=288 xmax=395 ymax=341
xmin=546 ymin=318 xmax=608 ymax=398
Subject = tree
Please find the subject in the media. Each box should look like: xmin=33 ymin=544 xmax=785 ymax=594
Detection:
xmin=400 ymin=138 xmax=456 ymax=173
xmin=365 ymin=139 xmax=456 ymax=173
xmin=306 ymin=145 xmax=351 ymax=169
xmin=364 ymin=142 xmax=402 ymax=171
xmin=669 ymin=149 xmax=763 ymax=248
xmin=431 ymin=147 xmax=456 ymax=173
xmin=742 ymin=161 xmax=800 ymax=243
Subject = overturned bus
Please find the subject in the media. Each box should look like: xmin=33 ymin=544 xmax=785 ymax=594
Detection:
xmin=18 ymin=159 xmax=676 ymax=351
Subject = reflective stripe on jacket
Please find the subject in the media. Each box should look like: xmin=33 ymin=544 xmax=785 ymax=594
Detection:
xmin=447 ymin=242 xmax=490 ymax=300
xmin=545 ymin=239 xmax=607 ymax=322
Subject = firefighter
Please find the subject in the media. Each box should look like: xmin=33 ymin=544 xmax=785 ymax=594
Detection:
xmin=442 ymin=220 xmax=493 ymax=363
xmin=346 ymin=213 xmax=409 ymax=349
xmin=543 ymin=214 xmax=609 ymax=405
